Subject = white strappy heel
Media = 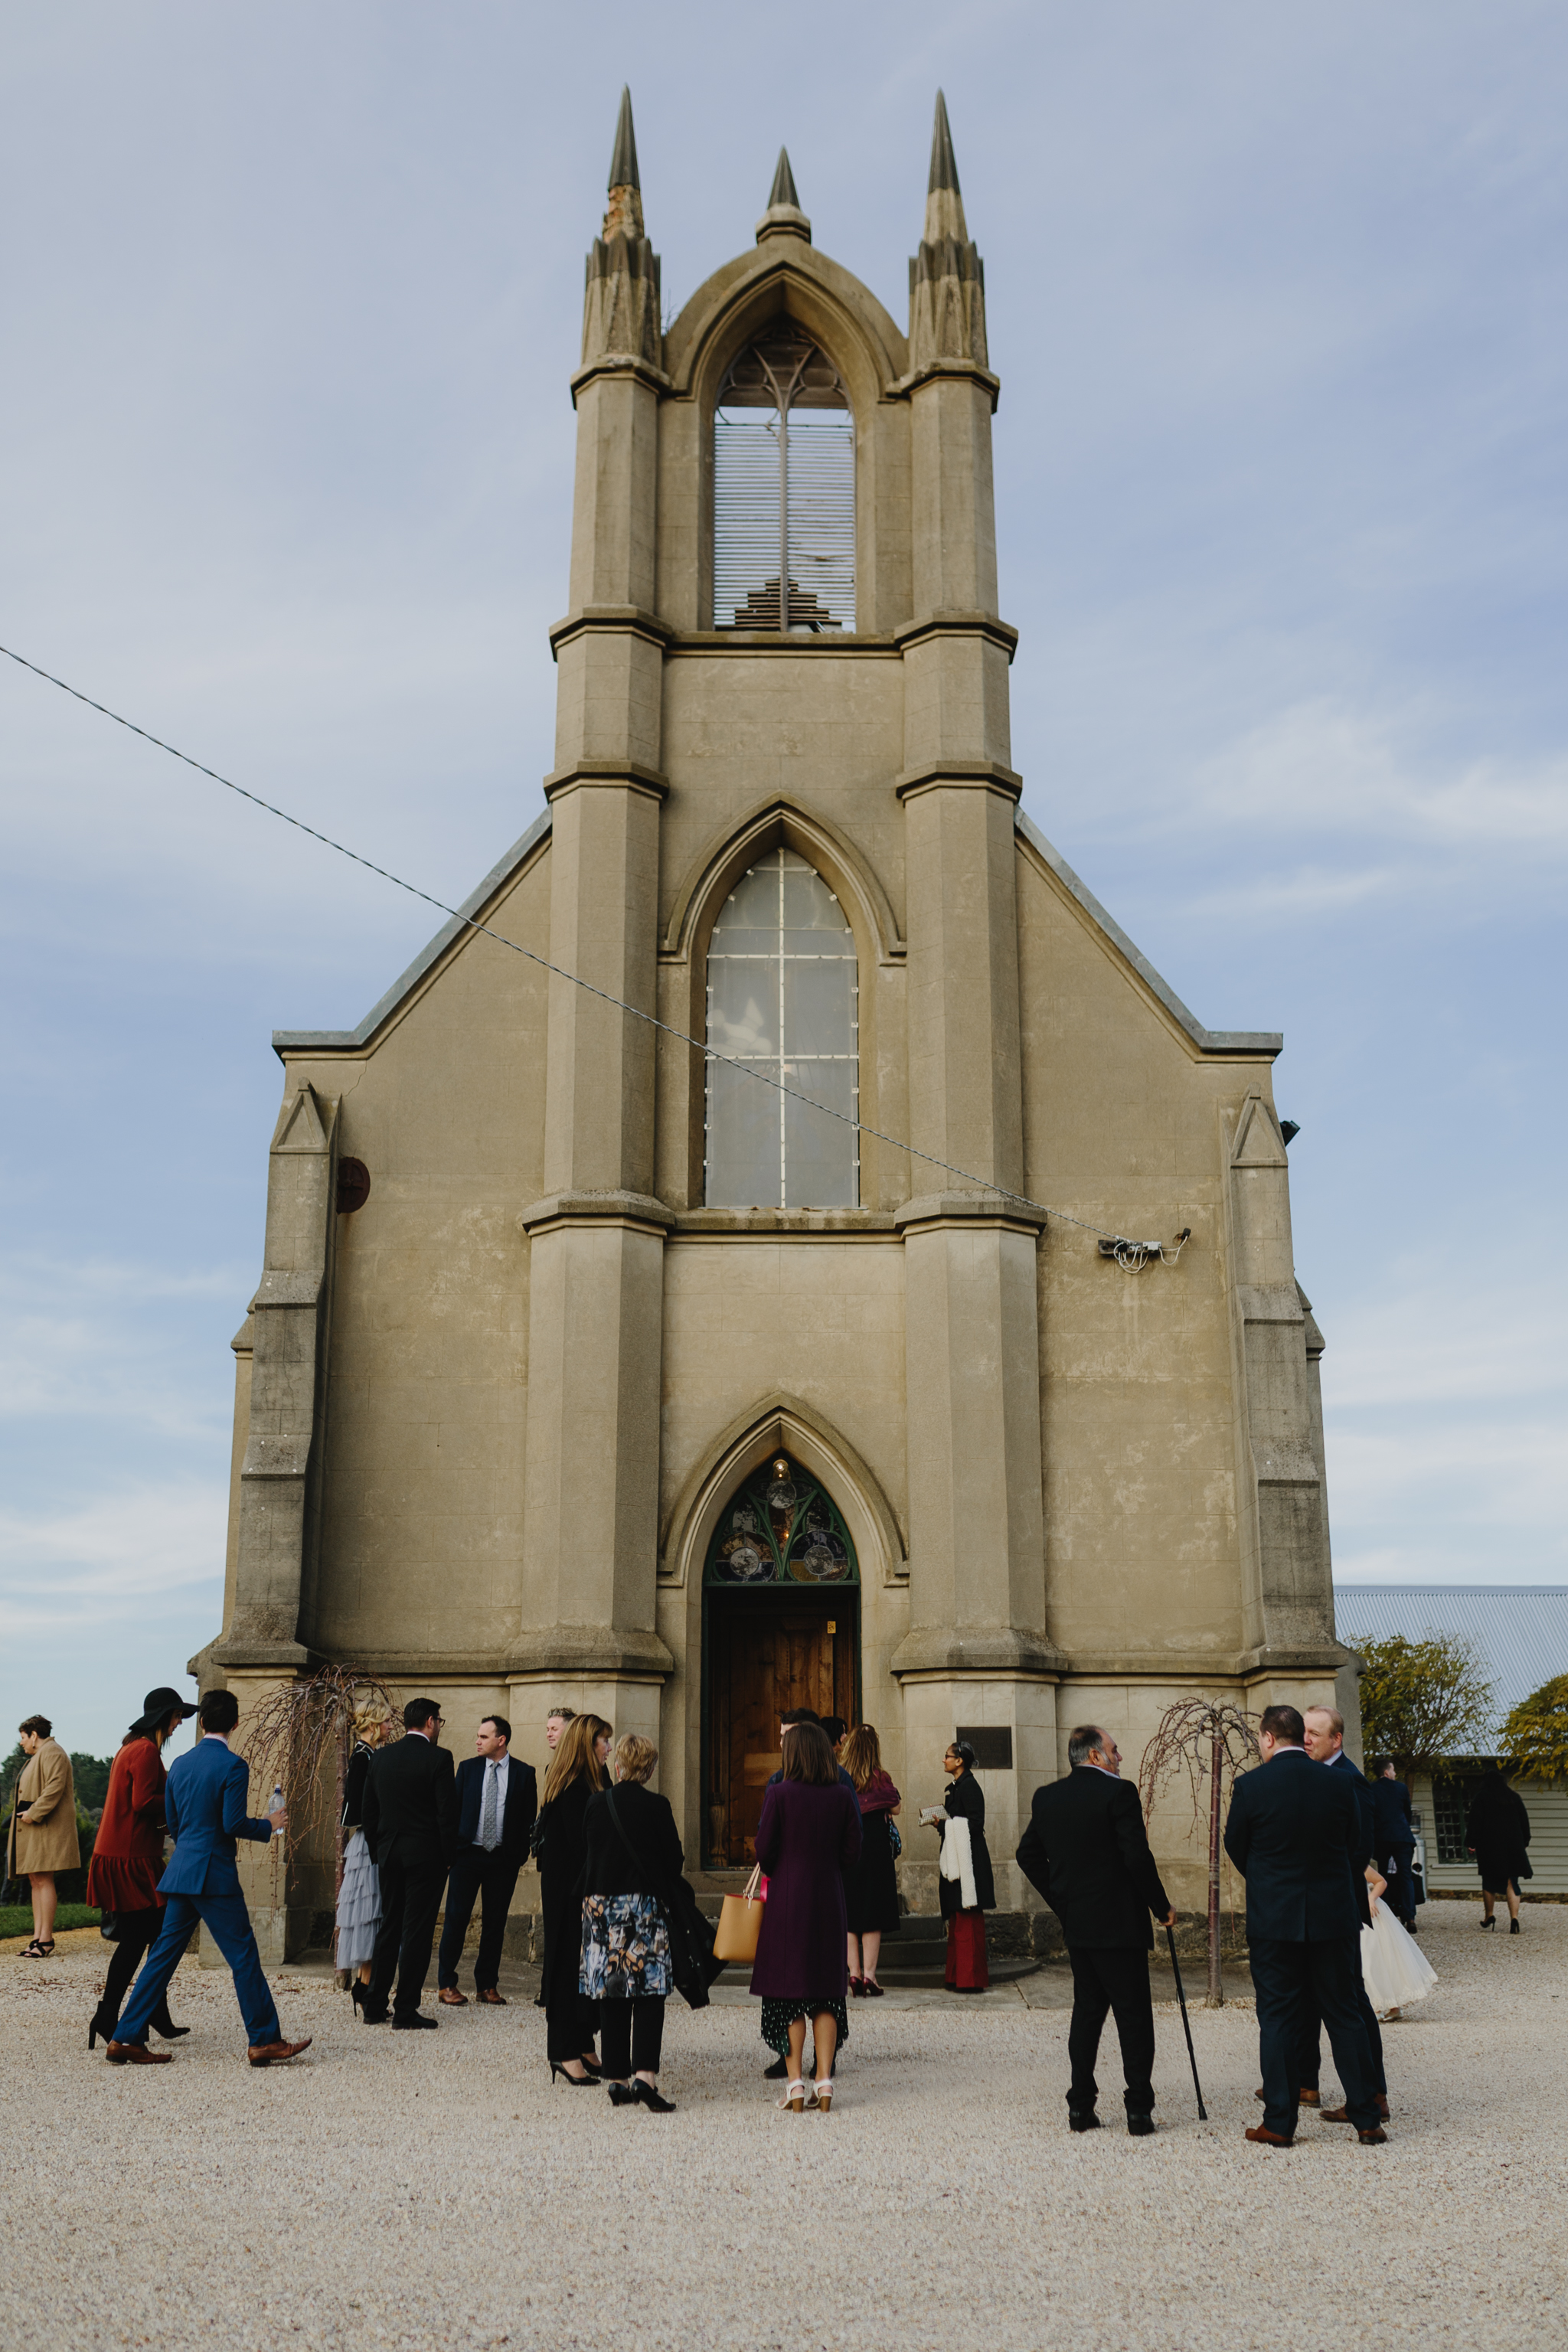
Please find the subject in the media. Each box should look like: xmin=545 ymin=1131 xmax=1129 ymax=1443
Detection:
xmin=809 ymin=2078 xmax=833 ymax=2113
xmin=779 ymin=2078 xmax=805 ymax=2112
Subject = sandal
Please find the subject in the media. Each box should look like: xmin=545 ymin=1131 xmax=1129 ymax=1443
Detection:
xmin=18 ymin=1939 xmax=54 ymax=1961
xmin=779 ymin=2078 xmax=806 ymax=2113
xmin=808 ymin=2078 xmax=834 ymax=2114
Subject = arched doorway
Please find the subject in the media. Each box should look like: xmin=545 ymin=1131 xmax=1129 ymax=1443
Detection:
xmin=701 ymin=1452 xmax=860 ymax=1867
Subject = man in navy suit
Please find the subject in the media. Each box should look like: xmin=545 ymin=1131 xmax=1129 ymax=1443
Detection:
xmin=1369 ymin=1755 xmax=1419 ymax=1928
xmin=106 ymin=1687 xmax=312 ymax=2068
xmin=1299 ymin=1705 xmax=1389 ymax=2121
xmin=1223 ymin=1702 xmax=1383 ymax=2146
xmin=436 ymin=1714 xmax=537 ymax=2006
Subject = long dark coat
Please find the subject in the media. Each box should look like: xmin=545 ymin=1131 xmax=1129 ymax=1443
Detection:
xmin=938 ymin=1769 xmax=996 ymax=1917
xmin=1466 ymin=1775 xmax=1531 ymax=1893
xmin=750 ymin=1779 xmax=861 ymax=2000
xmin=535 ymin=1772 xmax=600 ymax=2054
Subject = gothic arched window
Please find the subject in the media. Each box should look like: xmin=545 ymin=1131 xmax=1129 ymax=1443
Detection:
xmin=705 ymin=848 xmax=858 ymax=1207
xmin=713 ymin=325 xmax=854 ymax=632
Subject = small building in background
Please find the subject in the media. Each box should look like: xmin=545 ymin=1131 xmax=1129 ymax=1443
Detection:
xmin=1334 ymin=1585 xmax=1568 ymax=1897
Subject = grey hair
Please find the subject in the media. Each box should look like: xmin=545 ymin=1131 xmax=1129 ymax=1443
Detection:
xmin=1067 ymin=1724 xmax=1108 ymax=1767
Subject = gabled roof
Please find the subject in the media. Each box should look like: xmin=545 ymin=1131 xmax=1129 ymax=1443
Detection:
xmin=272 ymin=812 xmax=550 ymax=1055
xmin=1334 ymin=1584 xmax=1568 ymax=1732
xmin=273 ymin=802 xmax=1282 ymax=1063
xmin=1014 ymin=809 xmax=1282 ymax=1058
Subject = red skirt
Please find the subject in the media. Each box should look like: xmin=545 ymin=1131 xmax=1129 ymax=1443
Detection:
xmin=946 ymin=1909 xmax=989 ymax=1990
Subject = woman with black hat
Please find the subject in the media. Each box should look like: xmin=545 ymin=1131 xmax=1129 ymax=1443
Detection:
xmin=85 ymin=1686 xmax=197 ymax=2049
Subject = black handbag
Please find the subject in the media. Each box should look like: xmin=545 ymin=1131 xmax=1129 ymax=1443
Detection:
xmin=603 ymin=1787 xmax=722 ymax=2011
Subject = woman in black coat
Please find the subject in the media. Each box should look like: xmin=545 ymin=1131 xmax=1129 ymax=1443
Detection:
xmin=925 ymin=1740 xmax=995 ymax=1991
xmin=1466 ymin=1769 xmax=1532 ymax=1931
xmin=580 ymin=1733 xmax=684 ymax=2112
xmin=534 ymin=1713 xmax=611 ymax=2081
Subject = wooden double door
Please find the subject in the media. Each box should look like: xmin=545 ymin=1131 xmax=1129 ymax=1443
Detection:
xmin=705 ymin=1593 xmax=857 ymax=1866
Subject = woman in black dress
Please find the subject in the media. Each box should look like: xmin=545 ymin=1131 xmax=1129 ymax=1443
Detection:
xmin=925 ymin=1739 xmax=995 ymax=1991
xmin=580 ymin=1733 xmax=684 ymax=2112
xmin=1466 ymin=1769 xmax=1532 ymax=1931
xmin=841 ymin=1724 xmax=900 ymax=1998
xmin=534 ymin=1712 xmax=611 ymax=2081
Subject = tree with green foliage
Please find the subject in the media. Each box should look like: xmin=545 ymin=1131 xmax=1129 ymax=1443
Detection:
xmin=1501 ymin=1674 xmax=1568 ymax=1783
xmin=1357 ymin=1633 xmax=1496 ymax=1783
xmin=69 ymin=1753 xmax=115 ymax=1811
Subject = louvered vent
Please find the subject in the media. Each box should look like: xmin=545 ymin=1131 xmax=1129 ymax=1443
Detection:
xmin=714 ymin=325 xmax=854 ymax=632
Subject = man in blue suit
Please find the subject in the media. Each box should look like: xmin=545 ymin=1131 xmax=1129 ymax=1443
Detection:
xmin=1299 ymin=1704 xmax=1389 ymax=2122
xmin=106 ymin=1687 xmax=312 ymax=2068
xmin=1223 ymin=1702 xmax=1383 ymax=2147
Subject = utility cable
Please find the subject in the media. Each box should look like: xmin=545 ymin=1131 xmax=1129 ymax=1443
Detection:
xmin=1 ymin=640 xmax=1187 ymax=1258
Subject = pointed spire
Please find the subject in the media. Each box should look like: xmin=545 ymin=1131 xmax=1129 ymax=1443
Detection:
xmin=922 ymin=90 xmax=969 ymax=247
xmin=928 ymin=90 xmax=959 ymax=195
xmin=756 ymin=142 xmax=811 ymax=245
xmin=608 ymin=85 xmax=640 ymax=193
xmin=582 ymin=86 xmax=662 ymax=371
xmin=908 ymin=89 xmax=988 ymax=372
xmin=768 ymin=147 xmax=799 ymax=211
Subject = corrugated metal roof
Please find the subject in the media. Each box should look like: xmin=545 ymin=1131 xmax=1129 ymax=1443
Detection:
xmin=1333 ymin=1586 xmax=1568 ymax=1734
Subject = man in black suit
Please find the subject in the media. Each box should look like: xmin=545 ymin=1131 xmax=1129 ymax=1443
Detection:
xmin=1016 ymin=1723 xmax=1177 ymax=2135
xmin=1299 ymin=1705 xmax=1389 ymax=2122
xmin=361 ymin=1697 xmax=459 ymax=2029
xmin=436 ymin=1713 xmax=537 ymax=2007
xmin=1223 ymin=1703 xmax=1384 ymax=2146
xmin=1369 ymin=1755 xmax=1418 ymax=1928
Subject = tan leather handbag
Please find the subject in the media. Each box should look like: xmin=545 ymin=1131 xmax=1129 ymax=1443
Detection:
xmin=712 ymin=1864 xmax=765 ymax=1964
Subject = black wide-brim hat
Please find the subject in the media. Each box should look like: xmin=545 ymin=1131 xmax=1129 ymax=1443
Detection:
xmin=132 ymin=1686 xmax=198 ymax=1736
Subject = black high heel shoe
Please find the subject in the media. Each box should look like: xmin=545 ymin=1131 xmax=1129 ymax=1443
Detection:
xmin=632 ymin=2078 xmax=676 ymax=2114
xmin=88 ymin=2011 xmax=113 ymax=2051
xmin=549 ymin=2061 xmax=599 ymax=2086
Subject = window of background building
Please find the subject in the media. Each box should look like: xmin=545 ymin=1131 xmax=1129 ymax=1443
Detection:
xmin=705 ymin=848 xmax=858 ymax=1207
xmin=713 ymin=325 xmax=854 ymax=632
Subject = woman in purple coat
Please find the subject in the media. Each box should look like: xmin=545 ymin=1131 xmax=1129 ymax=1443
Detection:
xmin=751 ymin=1720 xmax=863 ymax=2112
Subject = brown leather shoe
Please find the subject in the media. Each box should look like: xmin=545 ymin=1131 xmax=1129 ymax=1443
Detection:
xmin=1376 ymin=2094 xmax=1390 ymax=2119
xmin=438 ymin=1987 xmax=468 ymax=2006
xmin=1244 ymin=2125 xmax=1294 ymax=2148
xmin=1357 ymin=2126 xmax=1388 ymax=2145
xmin=247 ymin=2037 xmax=312 ymax=2066
xmin=1318 ymin=2104 xmax=1354 ymax=2122
xmin=475 ymin=1988 xmax=507 ymax=2006
xmin=105 ymin=2041 xmax=172 ymax=2066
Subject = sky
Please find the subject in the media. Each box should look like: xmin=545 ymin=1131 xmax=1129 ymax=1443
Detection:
xmin=2 ymin=2 xmax=1565 ymax=1759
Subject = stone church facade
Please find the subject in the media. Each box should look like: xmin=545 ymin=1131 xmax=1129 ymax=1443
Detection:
xmin=203 ymin=94 xmax=1348 ymax=1932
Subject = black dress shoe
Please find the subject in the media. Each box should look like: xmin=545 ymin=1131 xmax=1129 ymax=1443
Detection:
xmin=632 ymin=2078 xmax=676 ymax=2113
xmin=1067 ymin=2109 xmax=1100 ymax=2132
xmin=1126 ymin=2112 xmax=1156 ymax=2136
xmin=764 ymin=2056 xmax=789 ymax=2080
xmin=392 ymin=2012 xmax=439 ymax=2030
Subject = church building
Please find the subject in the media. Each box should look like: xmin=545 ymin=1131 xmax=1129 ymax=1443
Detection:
xmin=202 ymin=93 xmax=1348 ymax=1937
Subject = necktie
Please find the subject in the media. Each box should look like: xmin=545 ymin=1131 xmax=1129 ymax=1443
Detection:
xmin=480 ymin=1760 xmax=499 ymax=1850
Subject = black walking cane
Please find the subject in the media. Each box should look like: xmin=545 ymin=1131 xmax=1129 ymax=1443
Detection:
xmin=1165 ymin=1925 xmax=1208 ymax=2121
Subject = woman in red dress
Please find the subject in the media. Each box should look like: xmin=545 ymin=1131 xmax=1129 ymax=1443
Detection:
xmin=86 ymin=1685 xmax=196 ymax=2049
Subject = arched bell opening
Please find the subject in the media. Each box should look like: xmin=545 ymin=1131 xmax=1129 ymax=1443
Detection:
xmin=700 ymin=1452 xmax=861 ymax=1868
xmin=712 ymin=322 xmax=854 ymax=633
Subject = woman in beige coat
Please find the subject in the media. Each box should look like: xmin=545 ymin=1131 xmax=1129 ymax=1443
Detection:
xmin=8 ymin=1716 xmax=80 ymax=1958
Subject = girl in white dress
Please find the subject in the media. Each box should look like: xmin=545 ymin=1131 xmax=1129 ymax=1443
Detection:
xmin=1361 ymin=1872 xmax=1439 ymax=2020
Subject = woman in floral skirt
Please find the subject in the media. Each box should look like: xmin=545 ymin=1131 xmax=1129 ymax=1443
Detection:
xmin=580 ymin=1733 xmax=683 ymax=2112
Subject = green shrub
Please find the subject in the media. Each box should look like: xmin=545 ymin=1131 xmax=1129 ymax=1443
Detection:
xmin=0 ymin=1903 xmax=103 ymax=1939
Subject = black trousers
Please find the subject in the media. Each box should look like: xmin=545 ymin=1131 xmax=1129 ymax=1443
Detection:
xmin=1251 ymin=1935 xmax=1379 ymax=2135
xmin=369 ymin=1846 xmax=446 ymax=2020
xmin=1298 ymin=1971 xmax=1386 ymax=2096
xmin=599 ymin=1995 xmax=665 ymax=2078
xmin=96 ymin=1905 xmax=178 ymax=2037
xmin=1067 ymin=1945 xmax=1156 ymax=2113
xmin=1380 ymin=1844 xmax=1417 ymax=1927
xmin=436 ymin=1848 xmax=520 ymax=1991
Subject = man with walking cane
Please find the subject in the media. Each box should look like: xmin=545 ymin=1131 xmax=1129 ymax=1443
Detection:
xmin=1017 ymin=1723 xmax=1177 ymax=2136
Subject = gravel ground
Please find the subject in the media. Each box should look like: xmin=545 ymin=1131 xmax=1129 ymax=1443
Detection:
xmin=2 ymin=1902 xmax=1561 ymax=2352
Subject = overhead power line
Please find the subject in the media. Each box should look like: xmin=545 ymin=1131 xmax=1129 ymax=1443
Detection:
xmin=0 ymin=639 xmax=1189 ymax=1260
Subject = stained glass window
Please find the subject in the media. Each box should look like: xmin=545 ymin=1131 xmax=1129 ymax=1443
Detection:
xmin=705 ymin=848 xmax=858 ymax=1208
xmin=704 ymin=1455 xmax=859 ymax=1587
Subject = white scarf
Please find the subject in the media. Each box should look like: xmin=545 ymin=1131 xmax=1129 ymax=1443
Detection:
xmin=939 ymin=1812 xmax=978 ymax=1909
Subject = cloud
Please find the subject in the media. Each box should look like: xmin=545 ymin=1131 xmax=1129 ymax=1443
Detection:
xmin=0 ymin=1480 xmax=227 ymax=1637
xmin=0 ymin=1256 xmax=244 ymax=1437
